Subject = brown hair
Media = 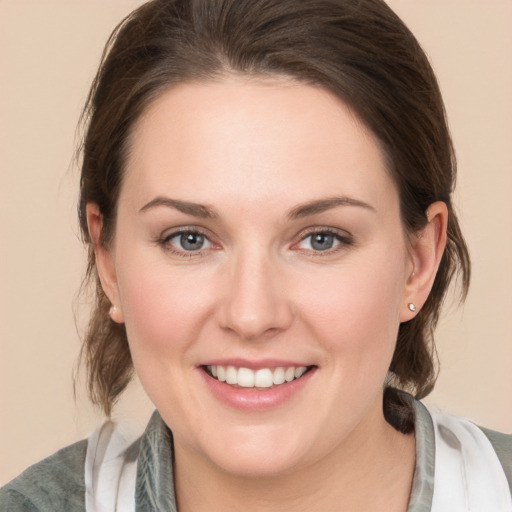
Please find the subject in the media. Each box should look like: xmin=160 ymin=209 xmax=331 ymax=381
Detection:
xmin=78 ymin=0 xmax=470 ymax=419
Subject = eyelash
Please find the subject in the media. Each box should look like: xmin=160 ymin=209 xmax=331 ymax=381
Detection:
xmin=291 ymin=228 xmax=353 ymax=256
xmin=157 ymin=227 xmax=353 ymax=257
xmin=157 ymin=228 xmax=215 ymax=257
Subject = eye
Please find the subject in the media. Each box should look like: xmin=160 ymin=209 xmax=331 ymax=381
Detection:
xmin=306 ymin=232 xmax=337 ymax=251
xmin=293 ymin=229 xmax=352 ymax=252
xmin=164 ymin=230 xmax=212 ymax=252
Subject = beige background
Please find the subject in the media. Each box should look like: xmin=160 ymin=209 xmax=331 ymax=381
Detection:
xmin=1 ymin=0 xmax=511 ymax=484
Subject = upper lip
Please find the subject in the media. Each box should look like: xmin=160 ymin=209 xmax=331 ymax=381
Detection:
xmin=199 ymin=358 xmax=314 ymax=370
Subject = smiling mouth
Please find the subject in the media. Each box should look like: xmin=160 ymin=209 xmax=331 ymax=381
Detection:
xmin=203 ymin=365 xmax=315 ymax=389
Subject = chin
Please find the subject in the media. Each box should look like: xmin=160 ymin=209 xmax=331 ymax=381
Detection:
xmin=209 ymin=448 xmax=306 ymax=479
xmin=193 ymin=424 xmax=321 ymax=478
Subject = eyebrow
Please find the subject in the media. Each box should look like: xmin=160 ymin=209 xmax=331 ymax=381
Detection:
xmin=139 ymin=196 xmax=218 ymax=218
xmin=287 ymin=196 xmax=375 ymax=219
xmin=139 ymin=195 xmax=374 ymax=220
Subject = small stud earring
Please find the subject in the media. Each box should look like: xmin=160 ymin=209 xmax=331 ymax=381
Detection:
xmin=109 ymin=305 xmax=117 ymax=318
xmin=408 ymin=303 xmax=416 ymax=312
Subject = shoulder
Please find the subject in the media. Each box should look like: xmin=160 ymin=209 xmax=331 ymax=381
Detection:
xmin=421 ymin=402 xmax=512 ymax=497
xmin=478 ymin=425 xmax=512 ymax=487
xmin=0 ymin=439 xmax=87 ymax=512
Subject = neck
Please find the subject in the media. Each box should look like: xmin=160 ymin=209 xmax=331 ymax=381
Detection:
xmin=173 ymin=400 xmax=416 ymax=512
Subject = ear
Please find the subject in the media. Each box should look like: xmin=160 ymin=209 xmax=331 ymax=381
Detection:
xmin=86 ymin=203 xmax=124 ymax=324
xmin=400 ymin=201 xmax=448 ymax=322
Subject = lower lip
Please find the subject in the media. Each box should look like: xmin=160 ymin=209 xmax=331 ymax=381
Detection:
xmin=198 ymin=367 xmax=316 ymax=411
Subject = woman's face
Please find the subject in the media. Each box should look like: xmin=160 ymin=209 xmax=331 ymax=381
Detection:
xmin=101 ymin=79 xmax=417 ymax=476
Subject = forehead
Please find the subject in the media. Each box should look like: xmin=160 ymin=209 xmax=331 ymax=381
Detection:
xmin=121 ymin=78 xmax=398 ymax=215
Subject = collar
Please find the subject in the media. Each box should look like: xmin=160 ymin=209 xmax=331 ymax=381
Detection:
xmin=135 ymin=411 xmax=177 ymax=511
xmin=133 ymin=398 xmax=436 ymax=511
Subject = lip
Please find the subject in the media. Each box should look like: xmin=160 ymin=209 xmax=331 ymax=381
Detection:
xmin=197 ymin=363 xmax=317 ymax=411
xmin=199 ymin=358 xmax=311 ymax=371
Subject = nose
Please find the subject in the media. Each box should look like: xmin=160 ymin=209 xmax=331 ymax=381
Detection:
xmin=217 ymin=248 xmax=294 ymax=340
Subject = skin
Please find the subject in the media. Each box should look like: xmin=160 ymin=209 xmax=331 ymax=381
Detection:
xmin=88 ymin=77 xmax=447 ymax=511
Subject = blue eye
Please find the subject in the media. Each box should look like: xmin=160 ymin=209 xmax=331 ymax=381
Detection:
xmin=295 ymin=230 xmax=350 ymax=252
xmin=309 ymin=233 xmax=336 ymax=251
xmin=166 ymin=231 xmax=212 ymax=252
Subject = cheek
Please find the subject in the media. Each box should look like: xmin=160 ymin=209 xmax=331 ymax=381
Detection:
xmin=296 ymin=254 xmax=406 ymax=363
xmin=115 ymin=259 xmax=217 ymax=416
xmin=116 ymin=256 xmax=212 ymax=358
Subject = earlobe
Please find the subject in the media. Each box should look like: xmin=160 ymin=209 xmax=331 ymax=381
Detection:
xmin=401 ymin=201 xmax=448 ymax=322
xmin=108 ymin=304 xmax=124 ymax=324
xmin=86 ymin=203 xmax=124 ymax=324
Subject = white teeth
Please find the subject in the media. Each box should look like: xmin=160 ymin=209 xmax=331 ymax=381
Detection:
xmin=254 ymin=368 xmax=273 ymax=388
xmin=237 ymin=367 xmax=255 ymax=388
xmin=295 ymin=367 xmax=307 ymax=378
xmin=272 ymin=367 xmax=285 ymax=385
xmin=226 ymin=366 xmax=237 ymax=385
xmin=207 ymin=365 xmax=308 ymax=388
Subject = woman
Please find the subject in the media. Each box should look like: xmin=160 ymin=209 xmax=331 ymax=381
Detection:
xmin=1 ymin=0 xmax=510 ymax=510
